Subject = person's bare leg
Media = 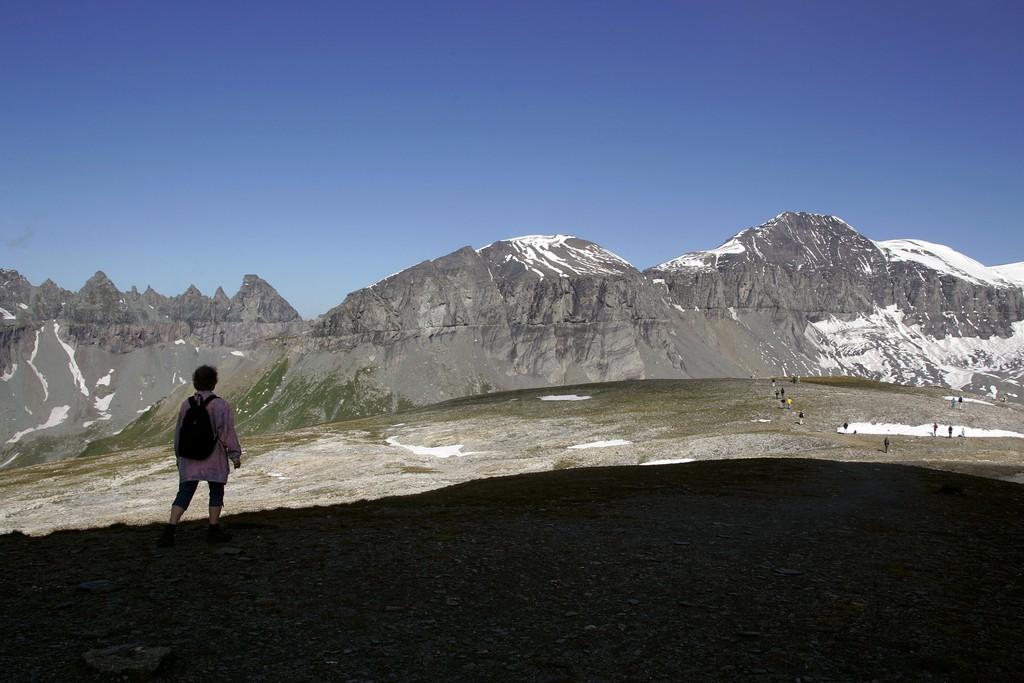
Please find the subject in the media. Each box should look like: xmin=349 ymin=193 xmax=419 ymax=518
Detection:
xmin=209 ymin=506 xmax=222 ymax=525
xmin=168 ymin=505 xmax=186 ymax=524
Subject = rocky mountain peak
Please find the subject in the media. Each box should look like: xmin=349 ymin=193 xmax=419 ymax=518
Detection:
xmin=68 ymin=271 xmax=133 ymax=324
xmin=479 ymin=234 xmax=637 ymax=281
xmin=80 ymin=271 xmax=118 ymax=293
xmin=0 ymin=269 xmax=33 ymax=311
xmin=654 ymin=212 xmax=885 ymax=274
xmin=227 ymin=274 xmax=302 ymax=323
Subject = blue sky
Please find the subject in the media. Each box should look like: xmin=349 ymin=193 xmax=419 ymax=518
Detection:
xmin=2 ymin=0 xmax=1021 ymax=317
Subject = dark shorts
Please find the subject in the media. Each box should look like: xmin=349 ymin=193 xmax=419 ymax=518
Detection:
xmin=173 ymin=480 xmax=225 ymax=509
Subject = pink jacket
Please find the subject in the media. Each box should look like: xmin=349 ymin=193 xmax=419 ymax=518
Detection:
xmin=174 ymin=391 xmax=243 ymax=484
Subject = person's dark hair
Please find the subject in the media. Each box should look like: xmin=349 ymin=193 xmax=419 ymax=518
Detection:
xmin=193 ymin=365 xmax=218 ymax=391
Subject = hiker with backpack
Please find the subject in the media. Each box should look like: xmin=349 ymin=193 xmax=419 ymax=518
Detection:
xmin=158 ymin=365 xmax=243 ymax=547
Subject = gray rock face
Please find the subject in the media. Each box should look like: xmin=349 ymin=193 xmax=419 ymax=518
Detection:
xmin=227 ymin=274 xmax=302 ymax=323
xmin=0 ymin=269 xmax=33 ymax=319
xmin=311 ymin=237 xmax=736 ymax=403
xmin=1 ymin=271 xmax=305 ymax=350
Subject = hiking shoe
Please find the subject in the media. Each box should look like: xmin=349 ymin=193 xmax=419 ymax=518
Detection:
xmin=157 ymin=524 xmax=176 ymax=548
xmin=206 ymin=524 xmax=232 ymax=544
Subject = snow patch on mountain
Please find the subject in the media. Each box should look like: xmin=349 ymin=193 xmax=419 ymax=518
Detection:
xmin=805 ymin=306 xmax=1024 ymax=389
xmin=838 ymin=422 xmax=1024 ymax=439
xmin=875 ymin=239 xmax=1011 ymax=287
xmin=656 ymin=232 xmax=747 ymax=271
xmin=93 ymin=392 xmax=115 ymax=415
xmin=6 ymin=405 xmax=70 ymax=444
xmin=992 ymin=262 xmax=1024 ymax=289
xmin=26 ymin=329 xmax=48 ymax=401
xmin=1 ymin=364 xmax=16 ymax=382
xmin=53 ymin=322 xmax=89 ymax=397
xmin=568 ymin=439 xmax=631 ymax=449
xmin=0 ymin=307 xmax=15 ymax=320
xmin=95 ymin=370 xmax=114 ymax=387
xmin=385 ymin=436 xmax=474 ymax=458
xmin=481 ymin=235 xmax=634 ymax=278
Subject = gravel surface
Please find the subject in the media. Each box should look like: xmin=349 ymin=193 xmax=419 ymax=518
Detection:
xmin=3 ymin=379 xmax=1024 ymax=537
xmin=2 ymin=457 xmax=1024 ymax=682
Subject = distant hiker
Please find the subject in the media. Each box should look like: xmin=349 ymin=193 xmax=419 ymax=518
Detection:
xmin=798 ymin=410 xmax=804 ymax=425
xmin=158 ymin=365 xmax=243 ymax=547
xmin=843 ymin=421 xmax=849 ymax=432
xmin=774 ymin=389 xmax=779 ymax=399
xmin=960 ymin=427 xmax=966 ymax=438
xmin=883 ymin=437 xmax=890 ymax=453
xmin=780 ymin=387 xmax=785 ymax=398
xmin=948 ymin=425 xmax=953 ymax=438
xmin=958 ymin=396 xmax=963 ymax=410
xmin=786 ymin=397 xmax=793 ymax=410
xmin=932 ymin=422 xmax=938 ymax=437
xmin=950 ymin=398 xmax=956 ymax=409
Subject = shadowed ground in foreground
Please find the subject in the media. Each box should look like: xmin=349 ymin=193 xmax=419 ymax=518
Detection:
xmin=2 ymin=458 xmax=1023 ymax=681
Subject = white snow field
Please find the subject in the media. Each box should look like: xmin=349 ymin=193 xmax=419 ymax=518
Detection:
xmin=385 ymin=436 xmax=474 ymax=458
xmin=991 ymin=261 xmax=1024 ymax=288
xmin=6 ymin=405 xmax=71 ymax=444
xmin=805 ymin=307 xmax=1024 ymax=389
xmin=54 ymin=322 xmax=89 ymax=397
xmin=656 ymin=234 xmax=746 ymax=270
xmin=942 ymin=396 xmax=993 ymax=406
xmin=875 ymin=239 xmax=1013 ymax=287
xmin=567 ymin=439 xmax=632 ymax=449
xmin=837 ymin=422 xmax=1024 ymax=439
xmin=641 ymin=458 xmax=696 ymax=466
xmin=539 ymin=394 xmax=592 ymax=401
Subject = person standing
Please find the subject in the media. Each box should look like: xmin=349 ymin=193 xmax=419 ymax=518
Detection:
xmin=958 ymin=396 xmax=963 ymax=410
xmin=932 ymin=422 xmax=938 ymax=437
xmin=948 ymin=425 xmax=953 ymax=438
xmin=843 ymin=421 xmax=849 ymax=432
xmin=883 ymin=437 xmax=890 ymax=453
xmin=158 ymin=365 xmax=243 ymax=547
xmin=798 ymin=410 xmax=804 ymax=425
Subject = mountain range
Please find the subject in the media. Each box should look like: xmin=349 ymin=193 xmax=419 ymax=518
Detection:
xmin=2 ymin=211 xmax=1023 ymax=468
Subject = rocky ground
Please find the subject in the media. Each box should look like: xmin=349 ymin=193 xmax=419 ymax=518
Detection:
xmin=2 ymin=457 xmax=1024 ymax=681
xmin=2 ymin=378 xmax=1023 ymax=536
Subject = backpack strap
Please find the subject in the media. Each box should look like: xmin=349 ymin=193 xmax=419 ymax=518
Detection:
xmin=199 ymin=394 xmax=219 ymax=408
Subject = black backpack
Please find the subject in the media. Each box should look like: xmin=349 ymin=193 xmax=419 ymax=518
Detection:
xmin=177 ymin=394 xmax=220 ymax=460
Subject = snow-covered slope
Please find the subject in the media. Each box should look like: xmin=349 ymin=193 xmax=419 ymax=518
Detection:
xmin=992 ymin=262 xmax=1024 ymax=289
xmin=875 ymin=239 xmax=1012 ymax=287
xmin=479 ymin=235 xmax=636 ymax=279
xmin=804 ymin=305 xmax=1024 ymax=391
xmin=655 ymin=233 xmax=747 ymax=270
